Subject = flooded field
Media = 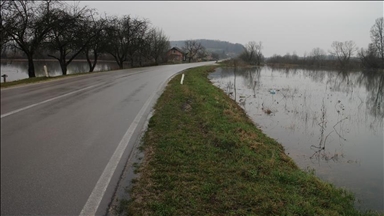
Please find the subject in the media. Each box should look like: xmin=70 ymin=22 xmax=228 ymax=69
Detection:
xmin=209 ymin=66 xmax=383 ymax=212
xmin=0 ymin=60 xmax=121 ymax=82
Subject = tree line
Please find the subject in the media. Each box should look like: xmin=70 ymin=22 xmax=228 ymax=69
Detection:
xmin=1 ymin=0 xmax=171 ymax=77
xmin=238 ymin=17 xmax=384 ymax=70
xmin=170 ymin=39 xmax=244 ymax=59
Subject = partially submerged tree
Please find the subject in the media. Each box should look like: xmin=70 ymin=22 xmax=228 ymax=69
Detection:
xmin=330 ymin=40 xmax=357 ymax=67
xmin=358 ymin=17 xmax=384 ymax=69
xmin=2 ymin=0 xmax=55 ymax=77
xmin=308 ymin=47 xmax=326 ymax=67
xmin=370 ymin=17 xmax=384 ymax=67
xmin=239 ymin=41 xmax=263 ymax=65
xmin=183 ymin=40 xmax=204 ymax=62
xmin=359 ymin=43 xmax=381 ymax=69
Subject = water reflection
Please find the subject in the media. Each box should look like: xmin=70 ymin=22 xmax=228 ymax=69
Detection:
xmin=0 ymin=60 xmax=122 ymax=82
xmin=359 ymin=70 xmax=384 ymax=121
xmin=209 ymin=66 xmax=383 ymax=212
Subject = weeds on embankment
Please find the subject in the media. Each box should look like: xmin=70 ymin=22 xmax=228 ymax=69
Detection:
xmin=123 ymin=66 xmax=378 ymax=215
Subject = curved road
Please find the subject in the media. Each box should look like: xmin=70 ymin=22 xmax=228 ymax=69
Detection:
xmin=1 ymin=62 xmax=215 ymax=215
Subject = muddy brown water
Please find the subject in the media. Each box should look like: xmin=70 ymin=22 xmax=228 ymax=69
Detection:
xmin=209 ymin=66 xmax=383 ymax=212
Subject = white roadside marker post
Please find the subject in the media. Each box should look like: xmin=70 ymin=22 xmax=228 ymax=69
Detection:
xmin=44 ymin=65 xmax=49 ymax=77
xmin=180 ymin=74 xmax=185 ymax=84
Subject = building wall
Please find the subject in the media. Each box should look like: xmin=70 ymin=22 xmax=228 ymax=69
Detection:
xmin=166 ymin=49 xmax=184 ymax=63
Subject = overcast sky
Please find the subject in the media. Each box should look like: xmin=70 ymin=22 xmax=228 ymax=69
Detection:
xmin=78 ymin=1 xmax=383 ymax=57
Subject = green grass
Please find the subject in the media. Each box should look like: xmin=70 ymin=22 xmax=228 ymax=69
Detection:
xmin=123 ymin=66 xmax=379 ymax=215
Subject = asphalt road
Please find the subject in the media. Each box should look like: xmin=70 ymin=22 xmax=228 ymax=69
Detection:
xmin=1 ymin=62 xmax=215 ymax=215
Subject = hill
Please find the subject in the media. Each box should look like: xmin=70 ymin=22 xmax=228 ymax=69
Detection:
xmin=170 ymin=39 xmax=245 ymax=58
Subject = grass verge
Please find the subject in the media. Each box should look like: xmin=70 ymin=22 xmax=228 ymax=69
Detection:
xmin=0 ymin=72 xmax=92 ymax=88
xmin=1 ymin=76 xmax=62 ymax=88
xmin=123 ymin=66 xmax=377 ymax=215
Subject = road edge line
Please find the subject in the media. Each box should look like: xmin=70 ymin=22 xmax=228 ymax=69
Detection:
xmin=104 ymin=68 xmax=193 ymax=215
xmin=79 ymin=91 xmax=156 ymax=216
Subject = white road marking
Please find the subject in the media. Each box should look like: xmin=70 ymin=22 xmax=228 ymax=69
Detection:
xmin=79 ymin=65 xmax=213 ymax=215
xmin=0 ymin=84 xmax=98 ymax=119
xmin=79 ymin=92 xmax=155 ymax=216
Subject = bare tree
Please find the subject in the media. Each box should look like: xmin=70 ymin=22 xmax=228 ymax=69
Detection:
xmin=254 ymin=42 xmax=263 ymax=65
xmin=45 ymin=3 xmax=97 ymax=75
xmin=330 ymin=41 xmax=357 ymax=67
xmin=359 ymin=43 xmax=381 ymax=69
xmin=370 ymin=17 xmax=384 ymax=67
xmin=130 ymin=18 xmax=149 ymax=67
xmin=104 ymin=15 xmax=148 ymax=69
xmin=197 ymin=47 xmax=208 ymax=60
xmin=104 ymin=16 xmax=127 ymax=69
xmin=211 ymin=52 xmax=219 ymax=61
xmin=83 ymin=14 xmax=107 ymax=72
xmin=310 ymin=47 xmax=326 ymax=59
xmin=146 ymin=28 xmax=170 ymax=64
xmin=1 ymin=0 xmax=55 ymax=77
xmin=183 ymin=40 xmax=204 ymax=62
xmin=283 ymin=52 xmax=291 ymax=64
xmin=291 ymin=51 xmax=299 ymax=64
xmin=309 ymin=47 xmax=326 ymax=66
xmin=240 ymin=41 xmax=263 ymax=65
xmin=0 ymin=1 xmax=11 ymax=53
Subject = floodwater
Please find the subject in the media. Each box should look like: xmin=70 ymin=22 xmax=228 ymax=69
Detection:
xmin=0 ymin=60 xmax=122 ymax=82
xmin=209 ymin=66 xmax=384 ymax=212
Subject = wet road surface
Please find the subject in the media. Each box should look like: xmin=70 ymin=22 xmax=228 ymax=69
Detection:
xmin=1 ymin=62 xmax=214 ymax=215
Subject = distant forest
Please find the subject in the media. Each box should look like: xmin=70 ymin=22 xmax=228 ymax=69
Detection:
xmin=170 ymin=39 xmax=245 ymax=57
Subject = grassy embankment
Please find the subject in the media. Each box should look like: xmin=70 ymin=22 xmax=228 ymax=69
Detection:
xmin=122 ymin=65 xmax=377 ymax=215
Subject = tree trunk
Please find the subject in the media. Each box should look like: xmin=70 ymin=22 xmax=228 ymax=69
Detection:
xmin=130 ymin=59 xmax=134 ymax=68
xmin=85 ymin=49 xmax=93 ymax=72
xmin=118 ymin=60 xmax=124 ymax=69
xmin=85 ymin=50 xmax=98 ymax=72
xmin=90 ymin=59 xmax=97 ymax=72
xmin=381 ymin=56 xmax=384 ymax=69
xmin=110 ymin=53 xmax=124 ymax=69
xmin=27 ymin=56 xmax=36 ymax=78
xmin=60 ymin=60 xmax=67 ymax=75
xmin=91 ymin=51 xmax=98 ymax=72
